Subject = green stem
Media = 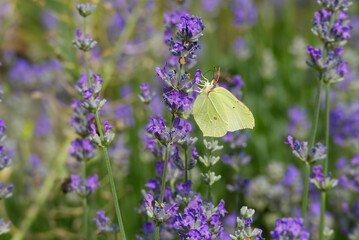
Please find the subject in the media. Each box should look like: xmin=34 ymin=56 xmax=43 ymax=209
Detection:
xmin=179 ymin=63 xmax=184 ymax=76
xmin=159 ymin=145 xmax=169 ymax=204
xmin=95 ymin=112 xmax=127 ymax=240
xmin=319 ymin=83 xmax=330 ymax=240
xmin=323 ymin=83 xmax=330 ymax=174
xmin=155 ymin=145 xmax=169 ymax=240
xmin=309 ymin=78 xmax=323 ymax=147
xmin=184 ymin=146 xmax=188 ymax=183
xmin=83 ymin=18 xmax=91 ymax=87
xmin=318 ymin=11 xmax=336 ymax=238
xmin=154 ymin=225 xmax=160 ymax=240
xmin=82 ymin=162 xmax=88 ymax=240
xmin=319 ymin=192 xmax=326 ymax=240
xmin=301 ymin=163 xmax=310 ymax=220
xmin=302 ymin=74 xmax=324 ymax=221
xmin=207 ymin=180 xmax=212 ymax=203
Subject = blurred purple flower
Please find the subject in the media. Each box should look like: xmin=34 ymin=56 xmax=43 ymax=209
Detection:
xmin=35 ymin=114 xmax=53 ymax=137
xmin=270 ymin=218 xmax=309 ymax=240
xmin=287 ymin=106 xmax=310 ymax=137
xmin=330 ymin=102 xmax=359 ymax=145
xmin=115 ymin=105 xmax=135 ymax=127
xmin=232 ymin=0 xmax=257 ymax=27
xmin=202 ymin=0 xmax=222 ymax=12
xmin=70 ymin=174 xmax=100 ymax=198
xmin=69 ymin=138 xmax=97 ymax=162
xmin=42 ymin=10 xmax=59 ymax=29
xmin=107 ymin=13 xmax=126 ymax=42
xmin=92 ymin=210 xmax=119 ymax=234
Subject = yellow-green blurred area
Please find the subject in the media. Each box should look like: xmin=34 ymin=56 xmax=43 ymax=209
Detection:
xmin=0 ymin=0 xmax=358 ymax=239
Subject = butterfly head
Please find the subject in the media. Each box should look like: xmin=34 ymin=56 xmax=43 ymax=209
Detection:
xmin=197 ymin=66 xmax=220 ymax=95
xmin=197 ymin=76 xmax=215 ymax=94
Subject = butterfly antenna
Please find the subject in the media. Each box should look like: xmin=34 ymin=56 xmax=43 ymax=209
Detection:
xmin=213 ymin=65 xmax=220 ymax=84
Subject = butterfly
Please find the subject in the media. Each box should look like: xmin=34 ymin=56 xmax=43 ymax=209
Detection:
xmin=192 ymin=66 xmax=255 ymax=137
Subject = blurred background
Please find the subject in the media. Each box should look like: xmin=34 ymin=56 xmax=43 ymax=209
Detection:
xmin=0 ymin=0 xmax=358 ymax=239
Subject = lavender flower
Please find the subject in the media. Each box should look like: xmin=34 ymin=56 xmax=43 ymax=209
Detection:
xmin=69 ymin=99 xmax=95 ymax=137
xmin=270 ymin=218 xmax=310 ymax=240
xmin=92 ymin=210 xmax=119 ymax=234
xmin=107 ymin=13 xmax=126 ymax=42
xmin=311 ymin=9 xmax=353 ymax=43
xmin=35 ymin=114 xmax=53 ymax=137
xmin=145 ymin=116 xmax=191 ymax=145
xmin=169 ymin=14 xmax=205 ymax=63
xmin=72 ymin=29 xmax=98 ymax=52
xmin=41 ymin=10 xmax=59 ymax=30
xmin=163 ymin=11 xmax=189 ymax=43
xmin=89 ymin=120 xmax=115 ymax=147
xmin=0 ymin=119 xmax=7 ymax=142
xmin=0 ymin=218 xmax=11 ymax=235
xmin=0 ymin=147 xmax=12 ymax=170
xmin=75 ymin=73 xmax=107 ymax=113
xmin=163 ymin=88 xmax=194 ymax=115
xmin=76 ymin=3 xmax=96 ymax=17
xmin=229 ymin=206 xmax=263 ymax=240
xmin=310 ymin=165 xmax=338 ymax=191
xmin=7 ymin=58 xmax=62 ymax=88
xmin=174 ymin=197 xmax=227 ymax=239
xmin=232 ymin=0 xmax=257 ymax=27
xmin=285 ymin=136 xmax=326 ymax=164
xmin=306 ymin=45 xmax=323 ymax=69
xmin=69 ymin=138 xmax=97 ymax=162
xmin=222 ymin=151 xmax=252 ymax=172
xmin=330 ymin=102 xmax=359 ymax=146
xmin=0 ymin=182 xmax=13 ymax=199
xmin=138 ymin=83 xmax=155 ymax=105
xmin=0 ymin=120 xmax=12 ymax=171
xmin=115 ymin=105 xmax=135 ymax=127
xmin=316 ymin=0 xmax=353 ymax=11
xmin=202 ymin=0 xmax=222 ymax=12
xmin=144 ymin=193 xmax=178 ymax=224
xmin=69 ymin=174 xmax=100 ymax=198
xmin=223 ymin=131 xmax=250 ymax=149
xmin=234 ymin=38 xmax=251 ymax=60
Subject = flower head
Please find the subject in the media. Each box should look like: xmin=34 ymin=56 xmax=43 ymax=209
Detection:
xmin=270 ymin=218 xmax=309 ymax=240
xmin=92 ymin=210 xmax=119 ymax=234
xmin=69 ymin=174 xmax=100 ymax=198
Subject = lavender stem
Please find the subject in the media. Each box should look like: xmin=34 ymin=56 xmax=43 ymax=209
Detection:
xmin=95 ymin=112 xmax=127 ymax=240
xmin=155 ymin=144 xmax=169 ymax=240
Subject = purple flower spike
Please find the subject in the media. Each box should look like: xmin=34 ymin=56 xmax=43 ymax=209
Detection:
xmin=92 ymin=210 xmax=118 ymax=234
xmin=177 ymin=15 xmax=205 ymax=37
xmin=89 ymin=124 xmax=97 ymax=136
xmin=103 ymin=120 xmax=113 ymax=134
xmin=270 ymin=218 xmax=309 ymax=240
xmin=76 ymin=29 xmax=82 ymax=38
xmin=312 ymin=165 xmax=325 ymax=182
xmin=86 ymin=174 xmax=100 ymax=191
xmin=69 ymin=174 xmax=100 ymax=198
xmin=0 ymin=218 xmax=11 ymax=234
xmin=306 ymin=45 xmax=322 ymax=61
xmin=284 ymin=135 xmax=295 ymax=149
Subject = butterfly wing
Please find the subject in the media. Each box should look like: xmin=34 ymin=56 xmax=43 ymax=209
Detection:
xmin=193 ymin=91 xmax=228 ymax=137
xmin=213 ymin=87 xmax=255 ymax=131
